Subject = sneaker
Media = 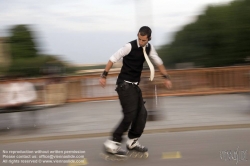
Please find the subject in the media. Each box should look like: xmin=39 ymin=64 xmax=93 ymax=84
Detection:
xmin=126 ymin=138 xmax=148 ymax=152
xmin=104 ymin=140 xmax=127 ymax=157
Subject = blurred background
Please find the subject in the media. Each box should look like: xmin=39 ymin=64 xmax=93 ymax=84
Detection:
xmin=0 ymin=0 xmax=250 ymax=165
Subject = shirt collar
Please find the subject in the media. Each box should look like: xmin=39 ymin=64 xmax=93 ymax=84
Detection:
xmin=136 ymin=39 xmax=149 ymax=48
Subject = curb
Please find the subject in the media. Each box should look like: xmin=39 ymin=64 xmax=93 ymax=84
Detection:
xmin=1 ymin=123 xmax=250 ymax=144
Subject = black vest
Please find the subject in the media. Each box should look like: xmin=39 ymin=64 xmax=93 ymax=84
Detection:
xmin=116 ymin=40 xmax=151 ymax=85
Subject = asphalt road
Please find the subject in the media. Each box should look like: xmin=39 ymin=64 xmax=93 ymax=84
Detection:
xmin=1 ymin=128 xmax=249 ymax=166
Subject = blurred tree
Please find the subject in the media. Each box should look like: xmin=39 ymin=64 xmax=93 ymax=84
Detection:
xmin=158 ymin=0 xmax=250 ymax=68
xmin=9 ymin=25 xmax=38 ymax=59
xmin=6 ymin=25 xmax=66 ymax=77
xmin=6 ymin=25 xmax=40 ymax=76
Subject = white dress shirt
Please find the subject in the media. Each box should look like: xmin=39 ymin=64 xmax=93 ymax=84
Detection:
xmin=109 ymin=39 xmax=163 ymax=66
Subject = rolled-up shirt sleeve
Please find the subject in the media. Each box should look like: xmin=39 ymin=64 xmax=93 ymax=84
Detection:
xmin=109 ymin=43 xmax=131 ymax=63
xmin=149 ymin=44 xmax=163 ymax=66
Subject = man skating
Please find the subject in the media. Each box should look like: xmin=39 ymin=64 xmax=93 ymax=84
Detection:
xmin=99 ymin=26 xmax=172 ymax=158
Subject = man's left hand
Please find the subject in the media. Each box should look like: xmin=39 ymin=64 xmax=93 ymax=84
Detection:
xmin=164 ymin=79 xmax=172 ymax=89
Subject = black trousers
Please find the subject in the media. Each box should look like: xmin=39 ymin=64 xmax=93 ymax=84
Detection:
xmin=112 ymin=82 xmax=147 ymax=143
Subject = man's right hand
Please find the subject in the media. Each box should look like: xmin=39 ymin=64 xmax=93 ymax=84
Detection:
xmin=99 ymin=78 xmax=106 ymax=88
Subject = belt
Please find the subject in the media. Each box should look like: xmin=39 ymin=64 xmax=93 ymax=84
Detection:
xmin=124 ymin=80 xmax=138 ymax=85
xmin=118 ymin=81 xmax=138 ymax=88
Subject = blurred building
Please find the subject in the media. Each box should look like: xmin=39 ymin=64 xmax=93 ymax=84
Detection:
xmin=0 ymin=37 xmax=11 ymax=72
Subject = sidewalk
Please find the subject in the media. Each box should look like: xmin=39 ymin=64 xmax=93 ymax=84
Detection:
xmin=0 ymin=93 xmax=250 ymax=143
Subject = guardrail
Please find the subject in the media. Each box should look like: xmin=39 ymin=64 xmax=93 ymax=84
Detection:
xmin=3 ymin=65 xmax=250 ymax=105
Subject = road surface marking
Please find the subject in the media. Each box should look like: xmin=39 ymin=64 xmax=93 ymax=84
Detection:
xmin=162 ymin=152 xmax=182 ymax=159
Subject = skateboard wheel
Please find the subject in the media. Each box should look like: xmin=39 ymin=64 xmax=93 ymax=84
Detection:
xmin=143 ymin=152 xmax=149 ymax=158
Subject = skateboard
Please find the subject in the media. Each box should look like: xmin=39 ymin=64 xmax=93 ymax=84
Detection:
xmin=127 ymin=150 xmax=149 ymax=158
xmin=100 ymin=152 xmax=128 ymax=161
xmin=100 ymin=150 xmax=149 ymax=161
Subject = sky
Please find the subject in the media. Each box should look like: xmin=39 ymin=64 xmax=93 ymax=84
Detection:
xmin=0 ymin=0 xmax=233 ymax=65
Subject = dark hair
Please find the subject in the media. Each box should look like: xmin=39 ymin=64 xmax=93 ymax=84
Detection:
xmin=138 ymin=26 xmax=152 ymax=40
